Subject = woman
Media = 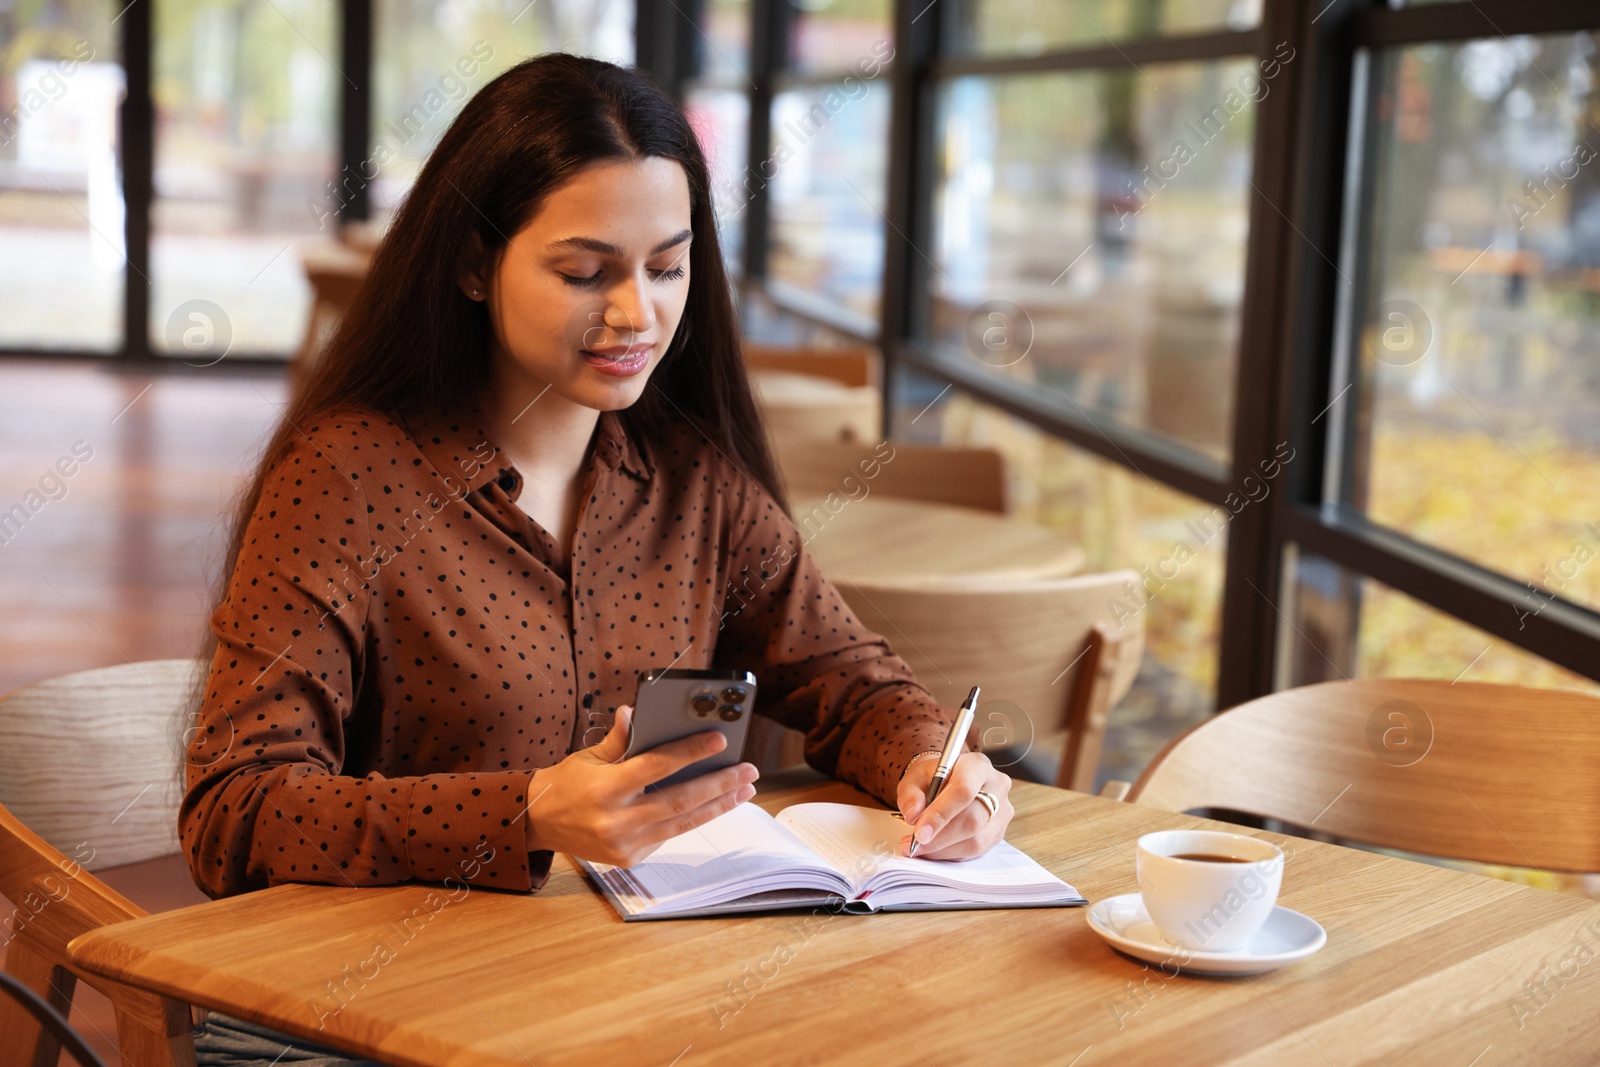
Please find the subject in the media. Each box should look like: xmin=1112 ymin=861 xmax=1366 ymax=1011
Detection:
xmin=182 ymin=54 xmax=1013 ymax=917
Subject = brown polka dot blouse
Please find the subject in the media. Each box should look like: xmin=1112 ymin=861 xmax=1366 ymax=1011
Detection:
xmin=181 ymin=404 xmax=958 ymax=898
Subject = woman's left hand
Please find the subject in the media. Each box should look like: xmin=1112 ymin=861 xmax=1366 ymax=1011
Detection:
xmin=896 ymin=751 xmax=1014 ymax=860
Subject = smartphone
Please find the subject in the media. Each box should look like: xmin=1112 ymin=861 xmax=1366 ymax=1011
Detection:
xmin=623 ymin=668 xmax=758 ymax=789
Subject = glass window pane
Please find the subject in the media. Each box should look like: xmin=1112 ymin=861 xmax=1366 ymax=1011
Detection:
xmin=768 ymin=80 xmax=889 ymax=322
xmin=1345 ymin=35 xmax=1600 ymax=614
xmin=790 ymin=0 xmax=892 ymax=75
xmin=895 ymin=369 xmax=1226 ymax=787
xmin=687 ymin=87 xmax=750 ymax=270
xmin=700 ymin=0 xmax=752 ymax=82
xmin=932 ymin=60 xmax=1269 ymax=464
xmin=151 ymin=0 xmax=340 ymax=357
xmin=1283 ymin=549 xmax=1600 ymax=693
xmin=952 ymin=0 xmax=1260 ymax=56
xmin=370 ymin=0 xmax=635 ymax=218
xmin=0 ymin=2 xmax=123 ymax=351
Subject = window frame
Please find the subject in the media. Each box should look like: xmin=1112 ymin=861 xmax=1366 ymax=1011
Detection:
xmin=0 ymin=0 xmax=663 ymax=366
xmin=711 ymin=0 xmax=1600 ymax=707
xmin=13 ymin=0 xmax=1600 ymax=703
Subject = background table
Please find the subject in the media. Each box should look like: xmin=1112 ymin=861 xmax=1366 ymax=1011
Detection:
xmin=796 ymin=496 xmax=1086 ymax=586
xmin=70 ymin=771 xmax=1600 ymax=1066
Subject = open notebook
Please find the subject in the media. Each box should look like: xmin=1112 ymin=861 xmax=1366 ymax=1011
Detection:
xmin=576 ymin=801 xmax=1085 ymax=920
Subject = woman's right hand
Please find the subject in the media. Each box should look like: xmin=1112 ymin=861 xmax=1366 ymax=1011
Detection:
xmin=522 ymin=704 xmax=758 ymax=867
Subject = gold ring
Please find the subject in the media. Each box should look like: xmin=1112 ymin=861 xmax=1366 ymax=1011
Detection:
xmin=974 ymin=790 xmax=999 ymax=820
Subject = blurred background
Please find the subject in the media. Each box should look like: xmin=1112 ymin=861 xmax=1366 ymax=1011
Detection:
xmin=4 ymin=0 xmax=1600 ymax=822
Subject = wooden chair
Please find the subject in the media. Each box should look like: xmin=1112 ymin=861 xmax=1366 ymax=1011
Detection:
xmin=749 ymin=370 xmax=882 ymax=445
xmin=0 ymin=659 xmax=206 ymax=1067
xmin=749 ymin=571 xmax=1144 ymax=788
xmin=1107 ymin=678 xmax=1600 ymax=872
xmin=744 ymin=342 xmax=884 ymax=446
xmin=771 ymin=438 xmax=1009 ymax=514
xmin=742 ymin=342 xmax=881 ymax=388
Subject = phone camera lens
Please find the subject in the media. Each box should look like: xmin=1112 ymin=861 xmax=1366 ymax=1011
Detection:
xmin=691 ymin=695 xmax=717 ymax=714
xmin=721 ymin=687 xmax=747 ymax=703
xmin=718 ymin=706 xmax=742 ymax=721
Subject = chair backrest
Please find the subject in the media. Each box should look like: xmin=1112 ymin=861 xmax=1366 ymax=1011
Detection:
xmin=1127 ymin=679 xmax=1600 ymax=872
xmin=293 ymin=241 xmax=370 ymax=382
xmin=0 ymin=660 xmax=204 ymax=1067
xmin=742 ymin=342 xmax=882 ymax=388
xmin=772 ymin=438 xmax=1009 ymax=514
xmin=838 ymin=571 xmax=1145 ymax=791
xmin=750 ymin=370 xmax=882 ymax=445
xmin=0 ymin=659 xmax=203 ymax=871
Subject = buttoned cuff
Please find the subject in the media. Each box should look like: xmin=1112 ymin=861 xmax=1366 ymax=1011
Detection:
xmin=402 ymin=771 xmax=537 ymax=891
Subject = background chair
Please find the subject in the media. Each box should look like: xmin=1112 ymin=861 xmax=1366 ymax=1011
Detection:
xmin=747 ymin=571 xmax=1144 ymax=789
xmin=743 ymin=342 xmax=884 ymax=445
xmin=772 ymin=438 xmax=1009 ymax=514
xmin=292 ymin=242 xmax=370 ymax=387
xmin=0 ymin=659 xmax=207 ymax=1067
xmin=1108 ymin=678 xmax=1600 ymax=872
xmin=741 ymin=342 xmax=881 ymax=388
xmin=749 ymin=371 xmax=881 ymax=445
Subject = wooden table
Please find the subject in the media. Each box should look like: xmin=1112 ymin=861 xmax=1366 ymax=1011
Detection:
xmin=69 ymin=773 xmax=1600 ymax=1066
xmin=797 ymin=496 xmax=1086 ymax=585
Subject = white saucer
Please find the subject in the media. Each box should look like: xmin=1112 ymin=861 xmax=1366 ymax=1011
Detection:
xmin=1086 ymin=892 xmax=1326 ymax=976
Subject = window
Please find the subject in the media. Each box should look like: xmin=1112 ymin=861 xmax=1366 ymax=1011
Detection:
xmin=1282 ymin=5 xmax=1600 ymax=692
xmin=369 ymin=0 xmax=635 ymax=221
xmin=1282 ymin=550 xmax=1600 ymax=694
xmin=150 ymin=0 xmax=339 ymax=359
xmin=950 ymin=0 xmax=1261 ymax=55
xmin=929 ymin=58 xmax=1267 ymax=463
xmin=0 ymin=0 xmax=122 ymax=351
xmin=2 ymin=0 xmax=636 ymax=362
xmin=765 ymin=1 xmax=894 ymax=326
xmin=685 ymin=0 xmax=754 ymax=269
xmin=767 ymin=77 xmax=890 ymax=321
xmin=1336 ymin=33 xmax=1600 ymax=614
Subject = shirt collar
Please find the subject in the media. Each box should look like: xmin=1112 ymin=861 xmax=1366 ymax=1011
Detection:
xmin=593 ymin=409 xmax=654 ymax=482
xmin=404 ymin=403 xmax=653 ymax=499
xmin=404 ymin=401 xmax=507 ymax=498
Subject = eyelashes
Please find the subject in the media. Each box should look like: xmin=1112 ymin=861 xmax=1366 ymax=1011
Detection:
xmin=558 ymin=266 xmax=687 ymax=289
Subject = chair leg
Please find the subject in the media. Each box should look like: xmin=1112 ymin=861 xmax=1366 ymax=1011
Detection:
xmin=108 ymin=988 xmax=197 ymax=1067
xmin=0 ymin=939 xmax=76 ymax=1067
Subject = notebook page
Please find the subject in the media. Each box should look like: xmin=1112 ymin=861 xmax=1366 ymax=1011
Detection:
xmin=774 ymin=803 xmax=915 ymax=895
xmin=585 ymin=802 xmax=846 ymax=914
xmin=776 ymin=803 xmax=1081 ymax=903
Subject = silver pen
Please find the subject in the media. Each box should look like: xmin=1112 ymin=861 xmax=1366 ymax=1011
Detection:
xmin=908 ymin=686 xmax=980 ymax=858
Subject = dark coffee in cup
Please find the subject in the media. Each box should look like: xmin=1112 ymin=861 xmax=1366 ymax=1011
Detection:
xmin=1169 ymin=853 xmax=1250 ymax=863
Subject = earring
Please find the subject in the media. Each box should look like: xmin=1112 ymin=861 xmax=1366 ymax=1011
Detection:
xmin=470 ymin=288 xmax=482 ymax=298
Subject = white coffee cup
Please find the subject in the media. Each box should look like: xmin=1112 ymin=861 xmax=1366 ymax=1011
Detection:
xmin=1135 ymin=830 xmax=1283 ymax=952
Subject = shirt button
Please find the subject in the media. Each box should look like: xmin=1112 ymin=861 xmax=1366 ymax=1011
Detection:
xmin=496 ymin=470 xmax=516 ymax=491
